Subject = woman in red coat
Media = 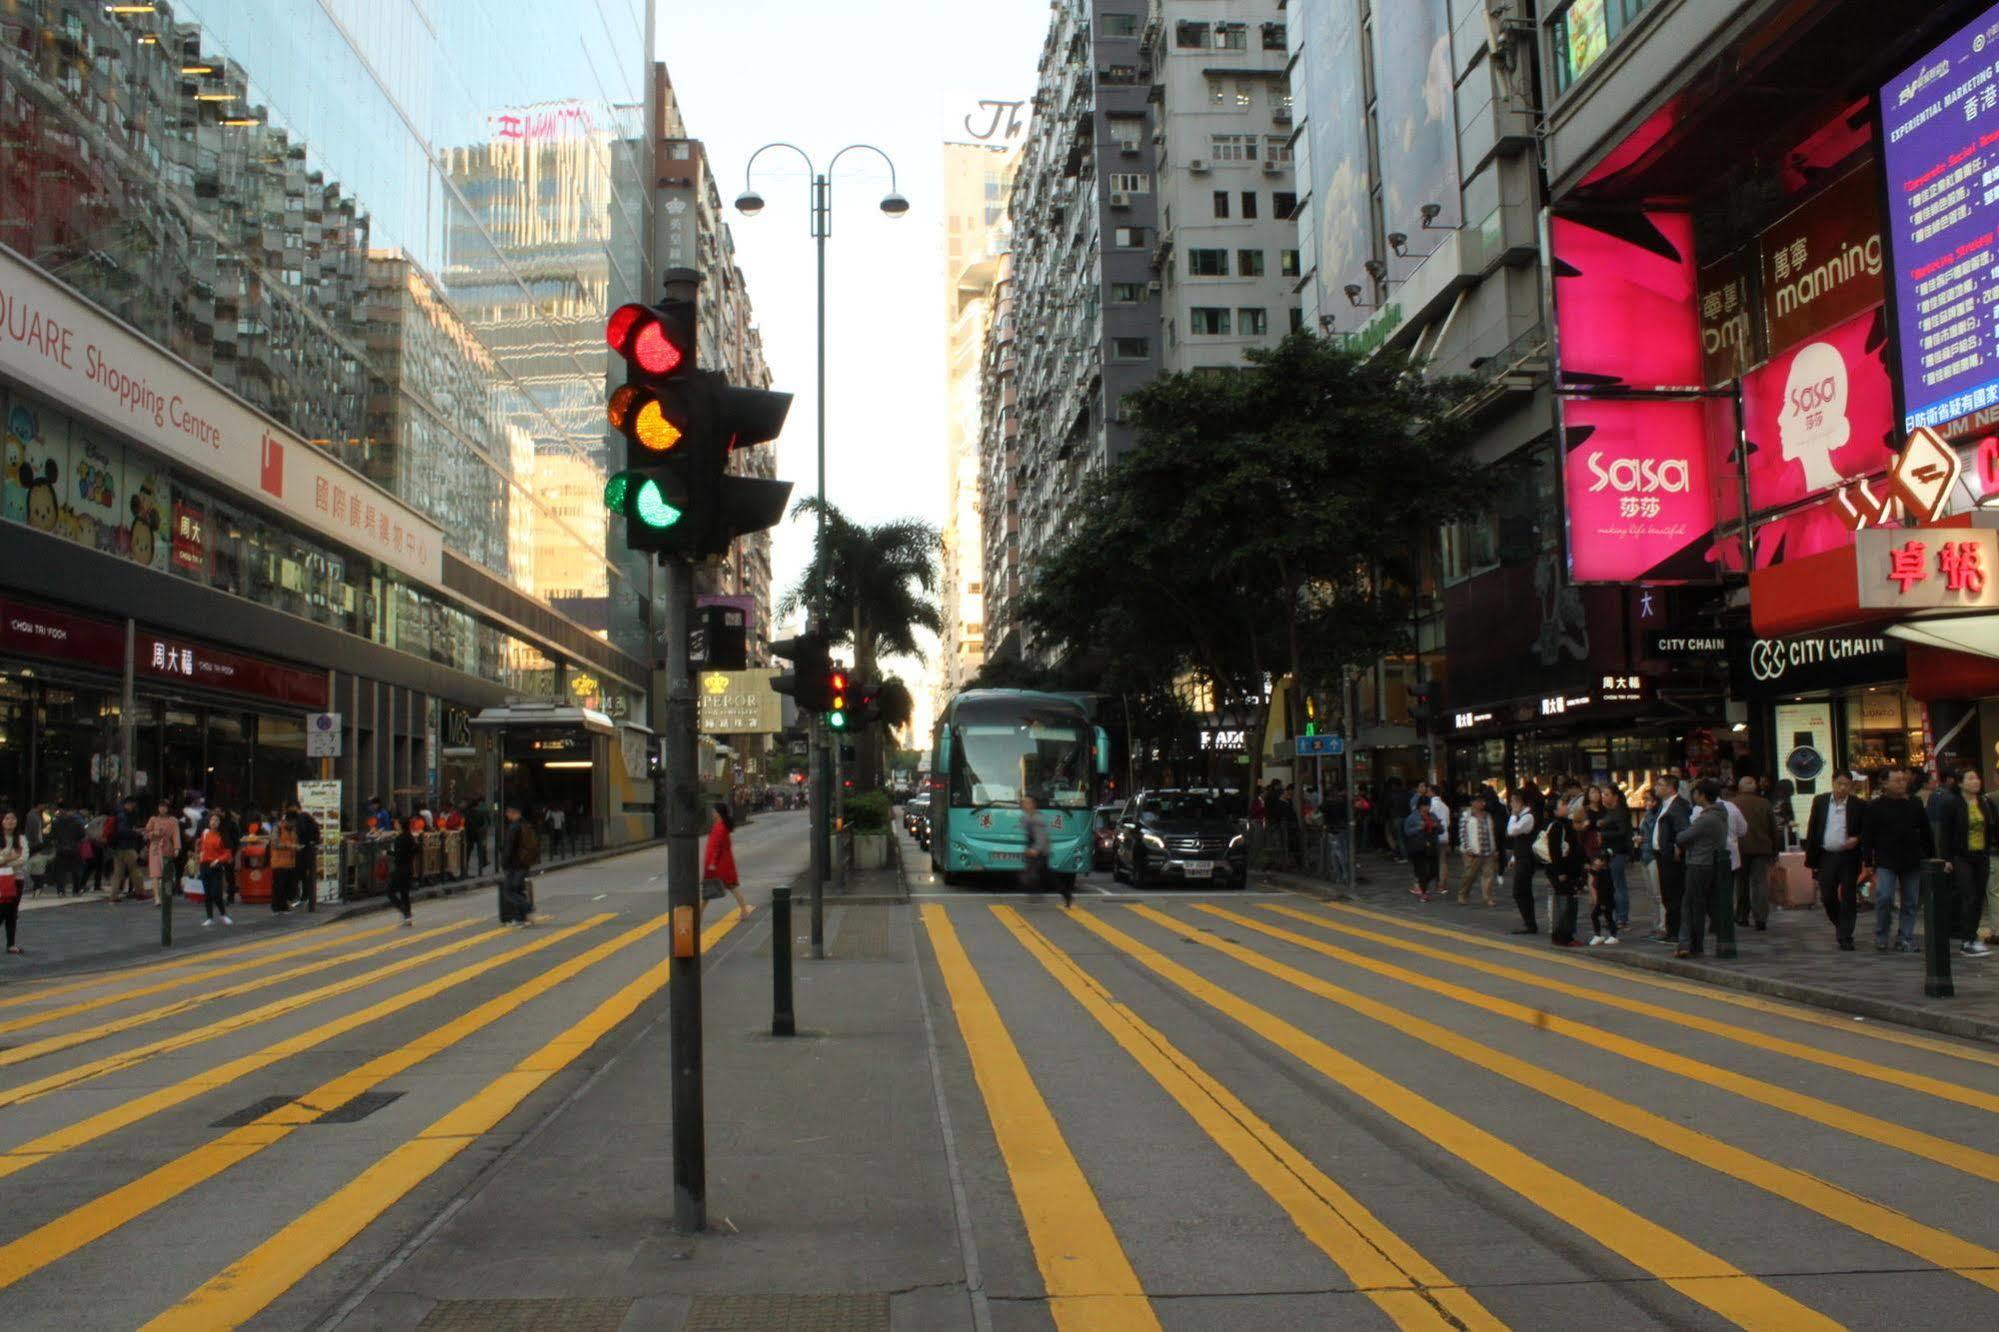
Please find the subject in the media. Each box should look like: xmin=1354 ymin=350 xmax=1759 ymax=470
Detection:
xmin=701 ymin=803 xmax=750 ymax=918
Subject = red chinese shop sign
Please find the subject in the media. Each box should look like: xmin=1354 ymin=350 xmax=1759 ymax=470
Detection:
xmin=1854 ymin=528 xmax=1999 ymax=612
xmin=0 ymin=595 xmax=326 ymax=708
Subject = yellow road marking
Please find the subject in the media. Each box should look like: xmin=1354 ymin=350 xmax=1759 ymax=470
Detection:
xmin=0 ymin=912 xmax=639 ymax=1289
xmin=993 ymin=907 xmax=1501 ymax=1332
xmin=922 ymin=905 xmax=1158 ymax=1332
xmin=0 ymin=922 xmax=493 ymax=1114
xmin=0 ymin=920 xmax=477 ymax=1071
xmin=1318 ymin=897 xmax=1999 ymax=1072
xmin=0 ymin=922 xmax=401 ymax=1037
xmin=1070 ymin=908 xmax=1837 ymax=1332
xmin=0 ymin=917 xmax=608 ymax=1182
xmin=1263 ymin=904 xmax=1999 ymax=1117
xmin=1156 ymin=904 xmax=1999 ymax=1299
xmin=0 ymin=922 xmax=389 ymax=1010
xmin=1230 ymin=908 xmax=1999 ymax=1195
xmin=143 ymin=911 xmax=747 ymax=1331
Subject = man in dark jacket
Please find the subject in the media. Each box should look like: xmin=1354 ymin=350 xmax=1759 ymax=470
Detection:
xmin=288 ymin=801 xmax=321 ymax=913
xmin=499 ymin=801 xmax=536 ymax=925
xmin=1731 ymin=776 xmax=1783 ymax=930
xmin=1676 ymin=780 xmax=1733 ymax=958
xmin=1805 ymin=772 xmax=1865 ymax=950
xmin=107 ymin=797 xmax=147 ymax=901
xmin=1650 ymin=776 xmax=1693 ymax=941
xmin=1862 ymin=767 xmax=1935 ymax=952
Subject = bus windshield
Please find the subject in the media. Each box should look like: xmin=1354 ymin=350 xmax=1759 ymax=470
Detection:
xmin=950 ymin=722 xmax=1091 ymax=809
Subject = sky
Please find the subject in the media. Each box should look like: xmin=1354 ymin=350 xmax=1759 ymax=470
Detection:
xmin=662 ymin=0 xmax=1048 ymax=731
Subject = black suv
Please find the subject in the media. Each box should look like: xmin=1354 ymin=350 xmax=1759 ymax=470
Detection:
xmin=1110 ymin=789 xmax=1247 ymax=889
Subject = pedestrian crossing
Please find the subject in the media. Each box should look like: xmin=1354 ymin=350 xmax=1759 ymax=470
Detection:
xmin=0 ymin=878 xmax=750 ymax=1329
xmin=921 ymin=898 xmax=1999 ymax=1331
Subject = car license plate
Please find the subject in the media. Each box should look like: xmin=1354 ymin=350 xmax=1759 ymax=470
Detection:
xmin=1182 ymin=860 xmax=1213 ymax=878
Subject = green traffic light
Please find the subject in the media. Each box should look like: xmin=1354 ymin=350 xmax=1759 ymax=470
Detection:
xmin=633 ymin=478 xmax=682 ymax=530
xmin=604 ymin=472 xmax=631 ymax=512
xmin=828 ymin=711 xmax=846 ymax=730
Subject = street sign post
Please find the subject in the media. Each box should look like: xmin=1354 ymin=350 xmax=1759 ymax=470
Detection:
xmin=306 ymin=712 xmax=342 ymax=758
xmin=1295 ymin=734 xmax=1343 ymax=757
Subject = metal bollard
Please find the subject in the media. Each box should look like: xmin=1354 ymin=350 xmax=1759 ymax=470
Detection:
xmin=771 ymin=886 xmax=796 ymax=1037
xmin=1921 ymin=858 xmax=1953 ymax=999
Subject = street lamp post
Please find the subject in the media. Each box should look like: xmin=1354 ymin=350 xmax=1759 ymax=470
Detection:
xmin=736 ymin=144 xmax=906 ymax=961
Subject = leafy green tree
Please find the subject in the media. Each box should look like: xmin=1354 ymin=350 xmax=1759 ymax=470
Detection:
xmin=1024 ymin=334 xmax=1497 ymax=776
xmin=781 ymin=500 xmax=941 ymax=792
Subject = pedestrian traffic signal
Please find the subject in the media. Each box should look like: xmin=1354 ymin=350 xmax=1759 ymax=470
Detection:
xmin=827 ymin=670 xmax=849 ymax=730
xmin=771 ymin=632 xmax=832 ymax=712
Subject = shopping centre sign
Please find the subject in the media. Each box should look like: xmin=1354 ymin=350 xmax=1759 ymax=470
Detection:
xmin=0 ymin=245 xmax=442 ymax=583
xmin=696 ymin=670 xmax=782 ymax=735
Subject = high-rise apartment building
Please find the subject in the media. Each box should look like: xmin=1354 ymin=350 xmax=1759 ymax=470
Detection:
xmin=0 ymin=0 xmax=660 ymax=840
xmin=985 ymin=0 xmax=1297 ymax=663
xmin=940 ymin=142 xmax=1018 ymax=698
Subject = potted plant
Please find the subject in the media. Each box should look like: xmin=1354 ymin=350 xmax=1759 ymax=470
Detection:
xmin=845 ymin=791 xmax=892 ymax=870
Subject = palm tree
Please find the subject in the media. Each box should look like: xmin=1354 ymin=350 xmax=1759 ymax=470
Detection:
xmin=781 ymin=499 xmax=941 ymax=792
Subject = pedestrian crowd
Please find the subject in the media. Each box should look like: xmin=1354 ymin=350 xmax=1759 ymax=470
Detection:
xmin=1355 ymin=767 xmax=1998 ymax=960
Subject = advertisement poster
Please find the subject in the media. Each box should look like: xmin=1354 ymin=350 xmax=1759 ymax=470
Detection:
xmin=1300 ymin=0 xmax=1371 ymax=328
xmin=1757 ymin=166 xmax=1885 ymax=359
xmin=1773 ymin=701 xmax=1835 ymax=828
xmin=5 ymin=389 xmax=175 ymax=572
xmin=296 ymin=779 xmax=343 ymax=904
xmin=1739 ymin=306 xmax=1897 ymax=512
xmin=1563 ymin=397 xmax=1716 ymax=583
xmin=1370 ymin=0 xmax=1460 ymax=277
xmin=1553 ymin=212 xmax=1702 ymax=390
xmin=1879 ymin=1 xmax=1999 ymax=432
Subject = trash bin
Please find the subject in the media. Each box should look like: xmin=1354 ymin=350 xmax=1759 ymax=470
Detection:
xmin=237 ymin=838 xmax=273 ymax=904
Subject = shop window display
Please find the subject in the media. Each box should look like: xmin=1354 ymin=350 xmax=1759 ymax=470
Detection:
xmin=1843 ymin=686 xmax=1921 ymax=780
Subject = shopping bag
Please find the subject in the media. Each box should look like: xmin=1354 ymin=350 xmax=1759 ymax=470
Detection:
xmin=182 ymin=875 xmax=205 ymax=899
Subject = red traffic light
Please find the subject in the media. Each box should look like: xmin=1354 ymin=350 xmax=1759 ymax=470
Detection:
xmin=829 ymin=672 xmax=848 ymax=692
xmin=606 ymin=303 xmax=686 ymax=377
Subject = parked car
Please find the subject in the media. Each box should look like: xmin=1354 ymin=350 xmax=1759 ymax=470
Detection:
xmin=1111 ymin=789 xmax=1247 ymax=889
xmin=1091 ymin=804 xmax=1122 ymax=871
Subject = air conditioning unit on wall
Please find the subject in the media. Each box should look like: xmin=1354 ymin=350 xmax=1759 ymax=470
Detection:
xmin=1189 ymin=158 xmax=1210 ymax=173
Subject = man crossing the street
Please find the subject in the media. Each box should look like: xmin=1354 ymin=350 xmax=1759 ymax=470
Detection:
xmin=499 ymin=801 xmax=538 ymax=926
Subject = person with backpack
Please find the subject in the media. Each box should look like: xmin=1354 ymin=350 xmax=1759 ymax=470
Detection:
xmin=499 ymin=801 xmax=538 ymax=925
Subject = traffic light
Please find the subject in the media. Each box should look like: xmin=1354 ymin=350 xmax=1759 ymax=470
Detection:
xmin=771 ymin=632 xmax=831 ymax=712
xmin=604 ymin=297 xmax=700 ymax=555
xmin=850 ymin=679 xmax=882 ymax=729
xmin=602 ymin=284 xmax=795 ymax=562
xmin=826 ymin=668 xmax=849 ymax=730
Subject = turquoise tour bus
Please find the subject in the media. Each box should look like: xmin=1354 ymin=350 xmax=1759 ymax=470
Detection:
xmin=928 ymin=689 xmax=1108 ymax=887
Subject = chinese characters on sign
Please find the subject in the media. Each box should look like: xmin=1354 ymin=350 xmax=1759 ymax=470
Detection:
xmin=1855 ymin=527 xmax=1999 ymax=609
xmin=695 ymin=670 xmax=782 ymax=735
xmin=1879 ymin=3 xmax=1999 ymax=433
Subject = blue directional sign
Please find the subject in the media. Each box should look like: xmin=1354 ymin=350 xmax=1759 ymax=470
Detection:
xmin=1294 ymin=735 xmax=1343 ymax=757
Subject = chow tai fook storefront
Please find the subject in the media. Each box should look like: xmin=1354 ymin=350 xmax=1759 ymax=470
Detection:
xmin=0 ymin=594 xmax=328 ymax=812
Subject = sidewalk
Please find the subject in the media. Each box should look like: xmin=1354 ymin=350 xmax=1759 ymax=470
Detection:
xmin=1255 ymin=848 xmax=1999 ymax=1044
xmin=0 ymin=839 xmax=662 ymax=982
xmin=330 ymin=853 xmax=970 ymax=1331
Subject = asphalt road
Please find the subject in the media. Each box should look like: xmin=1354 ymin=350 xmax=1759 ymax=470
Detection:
xmin=0 ymin=811 xmax=807 ymax=1330
xmin=5 ymin=804 xmax=1998 ymax=1329
xmin=903 ymin=820 xmax=1999 ymax=1330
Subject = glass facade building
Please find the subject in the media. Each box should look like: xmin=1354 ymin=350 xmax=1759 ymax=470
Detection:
xmin=0 ymin=0 xmax=656 ymax=835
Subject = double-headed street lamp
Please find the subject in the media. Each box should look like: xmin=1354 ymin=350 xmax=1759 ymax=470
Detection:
xmin=735 ymin=143 xmax=905 ymax=958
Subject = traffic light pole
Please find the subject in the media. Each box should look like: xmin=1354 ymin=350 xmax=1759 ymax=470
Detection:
xmin=663 ymin=552 xmax=706 ymax=1233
